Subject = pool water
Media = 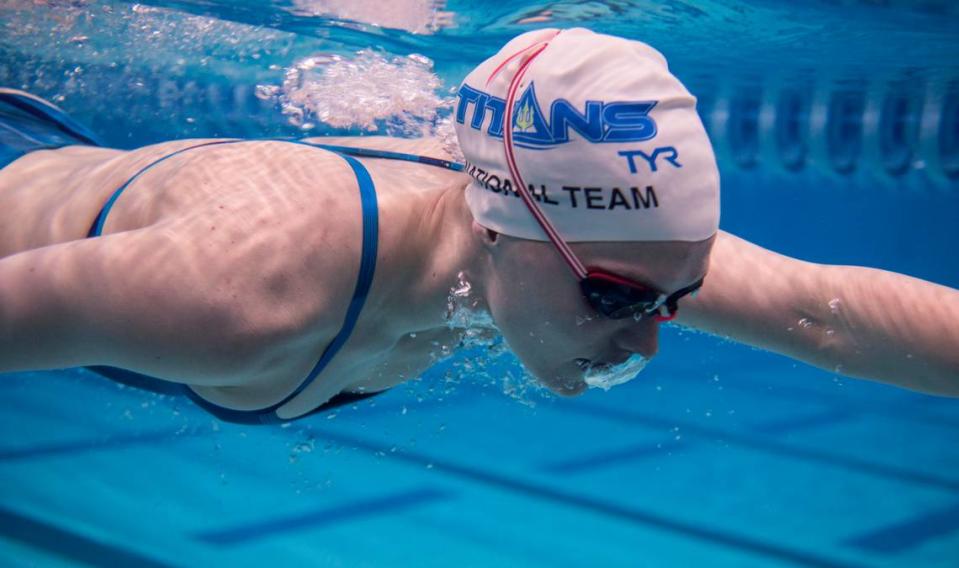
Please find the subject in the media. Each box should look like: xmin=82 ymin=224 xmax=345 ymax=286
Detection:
xmin=1 ymin=1 xmax=958 ymax=566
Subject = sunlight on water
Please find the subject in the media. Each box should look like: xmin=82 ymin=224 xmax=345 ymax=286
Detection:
xmin=287 ymin=0 xmax=455 ymax=34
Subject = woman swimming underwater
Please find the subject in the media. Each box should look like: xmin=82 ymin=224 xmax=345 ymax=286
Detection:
xmin=1 ymin=29 xmax=957 ymax=424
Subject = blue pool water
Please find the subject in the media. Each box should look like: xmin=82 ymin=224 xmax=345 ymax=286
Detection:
xmin=1 ymin=1 xmax=958 ymax=566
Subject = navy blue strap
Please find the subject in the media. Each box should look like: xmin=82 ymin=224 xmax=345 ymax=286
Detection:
xmin=257 ymin=145 xmax=380 ymax=416
xmin=310 ymin=143 xmax=464 ymax=172
xmin=191 ymin=147 xmax=378 ymax=424
xmin=88 ymin=139 xmax=464 ymax=238
xmin=88 ymin=139 xmax=242 ymax=237
xmin=86 ymin=138 xmax=461 ymax=422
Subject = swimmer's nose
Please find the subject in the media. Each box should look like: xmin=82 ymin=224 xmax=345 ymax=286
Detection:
xmin=615 ymin=321 xmax=660 ymax=359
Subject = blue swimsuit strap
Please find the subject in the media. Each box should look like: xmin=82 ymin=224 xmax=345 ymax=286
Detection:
xmin=89 ymin=138 xmax=464 ymax=423
xmin=312 ymin=142 xmax=465 ymax=172
xmin=88 ymin=139 xmax=238 ymax=237
xmin=88 ymin=139 xmax=464 ymax=238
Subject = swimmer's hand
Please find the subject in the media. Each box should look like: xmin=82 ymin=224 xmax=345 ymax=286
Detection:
xmin=676 ymin=231 xmax=959 ymax=397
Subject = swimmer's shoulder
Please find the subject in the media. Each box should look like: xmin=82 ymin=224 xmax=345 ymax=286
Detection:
xmin=298 ymin=135 xmax=468 ymax=194
xmin=93 ymin=138 xmax=370 ymax=344
xmin=301 ymin=135 xmax=456 ymax=161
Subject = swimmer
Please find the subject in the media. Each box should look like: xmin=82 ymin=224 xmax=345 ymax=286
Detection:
xmin=1 ymin=28 xmax=957 ymax=423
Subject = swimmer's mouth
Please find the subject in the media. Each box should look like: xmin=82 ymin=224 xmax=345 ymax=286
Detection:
xmin=574 ymin=358 xmax=613 ymax=373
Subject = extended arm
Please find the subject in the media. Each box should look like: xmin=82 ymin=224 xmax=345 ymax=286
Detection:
xmin=677 ymin=231 xmax=959 ymax=396
xmin=0 ymin=226 xmax=267 ymax=385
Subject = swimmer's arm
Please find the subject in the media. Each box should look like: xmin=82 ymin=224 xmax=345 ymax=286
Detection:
xmin=0 ymin=229 xmax=268 ymax=383
xmin=676 ymin=231 xmax=959 ymax=396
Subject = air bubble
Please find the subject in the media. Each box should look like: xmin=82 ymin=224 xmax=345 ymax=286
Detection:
xmin=407 ymin=53 xmax=432 ymax=67
xmin=828 ymin=298 xmax=842 ymax=313
xmin=253 ymin=85 xmax=280 ymax=101
xmin=259 ymin=49 xmax=452 ymax=139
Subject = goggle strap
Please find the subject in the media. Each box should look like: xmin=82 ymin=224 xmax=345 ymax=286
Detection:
xmin=485 ymin=30 xmax=560 ymax=85
xmin=654 ymin=310 xmax=678 ymax=323
xmin=648 ymin=293 xmax=668 ymax=313
xmin=652 ymin=278 xmax=705 ymax=322
xmin=502 ymin=40 xmax=588 ymax=281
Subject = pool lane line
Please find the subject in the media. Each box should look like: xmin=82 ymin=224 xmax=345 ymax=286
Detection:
xmin=539 ymin=438 xmax=687 ymax=475
xmin=749 ymin=407 xmax=856 ymax=435
xmin=561 ymin=401 xmax=959 ymax=492
xmin=0 ymin=506 xmax=175 ymax=568
xmin=664 ymin=367 xmax=959 ymax=432
xmin=193 ymin=487 xmax=451 ymax=545
xmin=0 ymin=426 xmax=212 ymax=462
xmin=842 ymin=501 xmax=959 ymax=555
xmin=538 ymin=407 xmax=855 ymax=476
xmin=4 ymin=372 xmax=954 ymax=493
xmin=4 ymin=377 xmax=954 ymax=493
xmin=0 ymin=381 xmax=473 ymax=463
xmin=309 ymin=427 xmax=867 ymax=568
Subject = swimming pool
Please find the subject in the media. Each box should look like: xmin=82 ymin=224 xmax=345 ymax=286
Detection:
xmin=1 ymin=1 xmax=958 ymax=566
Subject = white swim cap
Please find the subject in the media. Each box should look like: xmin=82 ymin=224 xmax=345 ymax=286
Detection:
xmin=454 ymin=28 xmax=720 ymax=242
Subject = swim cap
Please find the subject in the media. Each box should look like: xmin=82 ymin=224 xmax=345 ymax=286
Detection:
xmin=454 ymin=28 xmax=720 ymax=242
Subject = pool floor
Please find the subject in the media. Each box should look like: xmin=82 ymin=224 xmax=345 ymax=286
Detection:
xmin=2 ymin=330 xmax=958 ymax=567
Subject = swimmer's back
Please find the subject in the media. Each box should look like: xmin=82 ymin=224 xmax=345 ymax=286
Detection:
xmin=0 ymin=136 xmax=464 ymax=410
xmin=0 ymin=136 xmax=458 ymax=251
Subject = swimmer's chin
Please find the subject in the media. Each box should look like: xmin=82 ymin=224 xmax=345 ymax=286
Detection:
xmin=547 ymin=379 xmax=588 ymax=397
xmin=533 ymin=366 xmax=588 ymax=397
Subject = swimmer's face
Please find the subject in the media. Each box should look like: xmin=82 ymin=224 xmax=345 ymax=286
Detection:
xmin=477 ymin=227 xmax=714 ymax=396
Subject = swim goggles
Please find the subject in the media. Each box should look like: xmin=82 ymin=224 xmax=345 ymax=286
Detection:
xmin=495 ymin=35 xmax=703 ymax=322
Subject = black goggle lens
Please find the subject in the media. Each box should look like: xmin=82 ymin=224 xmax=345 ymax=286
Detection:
xmin=580 ymin=276 xmax=704 ymax=320
xmin=580 ymin=276 xmax=659 ymax=319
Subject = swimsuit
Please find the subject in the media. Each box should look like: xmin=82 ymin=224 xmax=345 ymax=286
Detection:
xmin=0 ymin=88 xmax=465 ymax=424
xmin=0 ymin=87 xmax=103 ymax=167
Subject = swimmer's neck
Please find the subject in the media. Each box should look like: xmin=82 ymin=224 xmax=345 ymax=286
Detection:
xmin=366 ymin=180 xmax=493 ymax=337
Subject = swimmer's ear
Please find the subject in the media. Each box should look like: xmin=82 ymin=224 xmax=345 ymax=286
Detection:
xmin=471 ymin=221 xmax=500 ymax=247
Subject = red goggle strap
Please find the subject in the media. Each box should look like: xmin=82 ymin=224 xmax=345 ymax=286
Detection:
xmin=653 ymin=309 xmax=678 ymax=323
xmin=500 ymin=38 xmax=588 ymax=282
xmin=585 ymin=268 xmax=652 ymax=290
